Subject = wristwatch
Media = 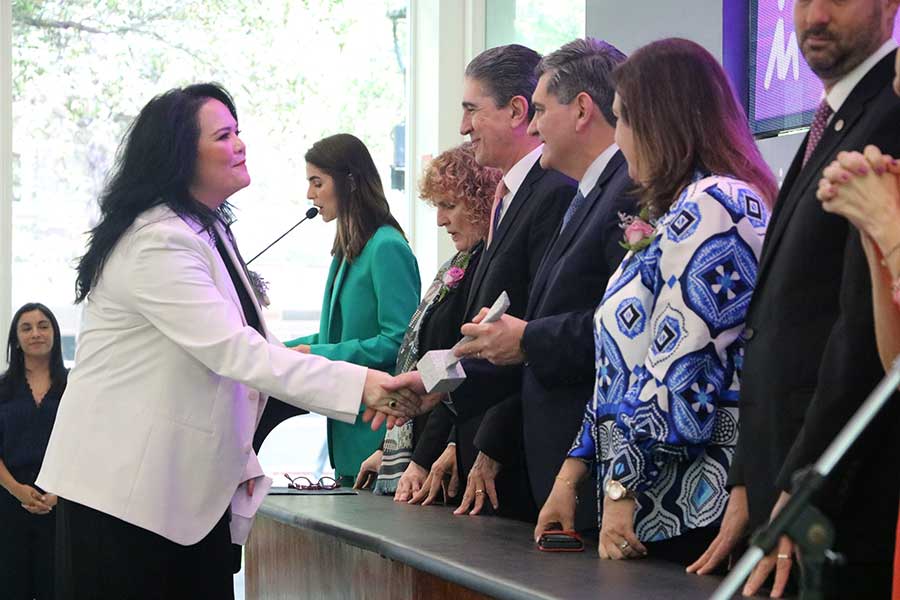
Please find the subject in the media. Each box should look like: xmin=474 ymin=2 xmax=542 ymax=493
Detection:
xmin=604 ymin=479 xmax=634 ymax=501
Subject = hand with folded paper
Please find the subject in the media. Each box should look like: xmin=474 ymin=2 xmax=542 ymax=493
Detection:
xmin=416 ymin=291 xmax=510 ymax=393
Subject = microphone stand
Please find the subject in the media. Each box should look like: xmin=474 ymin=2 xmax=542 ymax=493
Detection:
xmin=246 ymin=206 xmax=319 ymax=265
xmin=711 ymin=355 xmax=900 ymax=600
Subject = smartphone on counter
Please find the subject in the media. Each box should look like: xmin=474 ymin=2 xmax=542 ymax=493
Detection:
xmin=537 ymin=523 xmax=584 ymax=552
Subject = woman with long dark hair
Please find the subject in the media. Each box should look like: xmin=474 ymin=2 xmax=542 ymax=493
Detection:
xmin=35 ymin=84 xmax=411 ymax=599
xmin=535 ymin=38 xmax=776 ymax=565
xmin=0 ymin=303 xmax=67 ymax=600
xmin=282 ymin=133 xmax=420 ymax=487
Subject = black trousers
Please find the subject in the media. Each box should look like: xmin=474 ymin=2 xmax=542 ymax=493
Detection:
xmin=55 ymin=498 xmax=234 ymax=600
xmin=0 ymin=488 xmax=55 ymax=600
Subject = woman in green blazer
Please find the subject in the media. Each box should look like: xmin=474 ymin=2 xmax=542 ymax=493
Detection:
xmin=286 ymin=133 xmax=420 ymax=485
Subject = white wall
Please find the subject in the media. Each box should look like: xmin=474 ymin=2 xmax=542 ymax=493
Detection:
xmin=586 ymin=0 xmax=723 ymax=59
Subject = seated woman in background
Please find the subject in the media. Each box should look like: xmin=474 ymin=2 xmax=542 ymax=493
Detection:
xmin=351 ymin=143 xmax=499 ymax=498
xmin=0 ymin=303 xmax=68 ymax=600
xmin=535 ymin=38 xmax=776 ymax=565
xmin=283 ymin=133 xmax=421 ymax=487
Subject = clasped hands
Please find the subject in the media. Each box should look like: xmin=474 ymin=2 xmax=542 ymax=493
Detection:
xmin=360 ymin=307 xmax=527 ymax=430
xmin=360 ymin=369 xmax=443 ymax=430
xmin=816 ymin=145 xmax=900 ymax=250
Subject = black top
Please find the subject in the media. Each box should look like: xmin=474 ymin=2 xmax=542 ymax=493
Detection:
xmin=0 ymin=372 xmax=67 ymax=485
xmin=215 ymin=228 xmax=264 ymax=337
xmin=408 ymin=247 xmax=483 ymax=459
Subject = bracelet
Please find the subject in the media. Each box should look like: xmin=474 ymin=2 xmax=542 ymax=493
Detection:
xmin=555 ymin=475 xmax=577 ymax=489
xmin=881 ymin=240 xmax=900 ymax=267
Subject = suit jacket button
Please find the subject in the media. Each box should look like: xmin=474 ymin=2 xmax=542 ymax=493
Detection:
xmin=742 ymin=327 xmax=755 ymax=341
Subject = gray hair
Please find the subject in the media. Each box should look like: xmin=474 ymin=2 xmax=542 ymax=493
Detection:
xmin=465 ymin=44 xmax=542 ymax=120
xmin=535 ymin=38 xmax=626 ymax=127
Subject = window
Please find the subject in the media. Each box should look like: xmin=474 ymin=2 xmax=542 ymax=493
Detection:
xmin=485 ymin=0 xmax=585 ymax=54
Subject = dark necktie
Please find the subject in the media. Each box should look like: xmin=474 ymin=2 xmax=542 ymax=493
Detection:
xmin=802 ymin=99 xmax=834 ymax=168
xmin=560 ymin=189 xmax=586 ymax=233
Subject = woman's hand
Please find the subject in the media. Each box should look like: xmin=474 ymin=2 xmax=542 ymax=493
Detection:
xmin=817 ymin=146 xmax=900 ymax=252
xmin=534 ymin=479 xmax=578 ymax=542
xmin=354 ymin=450 xmax=383 ymax=490
xmin=598 ymin=496 xmax=647 ymax=559
xmin=687 ymin=485 xmax=748 ymax=575
xmin=410 ymin=443 xmax=459 ymax=505
xmin=12 ymin=483 xmax=53 ymax=515
xmin=291 ymin=344 xmax=311 ymax=353
xmin=394 ymin=461 xmax=428 ymax=503
xmin=361 ymin=369 xmax=421 ymax=431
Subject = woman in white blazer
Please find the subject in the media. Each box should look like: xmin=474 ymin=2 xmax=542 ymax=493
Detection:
xmin=36 ymin=83 xmax=412 ymax=600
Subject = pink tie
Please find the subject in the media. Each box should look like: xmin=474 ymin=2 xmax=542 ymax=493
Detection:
xmin=486 ymin=180 xmax=508 ymax=248
xmin=802 ymin=99 xmax=834 ymax=168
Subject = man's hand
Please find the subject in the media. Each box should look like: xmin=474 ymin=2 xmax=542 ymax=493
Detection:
xmin=598 ymin=496 xmax=647 ymax=560
xmin=354 ymin=450 xmax=384 ymax=490
xmin=455 ymin=308 xmax=528 ymax=366
xmin=742 ymin=491 xmax=794 ymax=598
xmin=454 ymin=451 xmax=502 ymax=515
xmin=687 ymin=485 xmax=748 ymax=575
xmin=410 ymin=444 xmax=459 ymax=505
xmin=395 ymin=461 xmax=428 ymax=503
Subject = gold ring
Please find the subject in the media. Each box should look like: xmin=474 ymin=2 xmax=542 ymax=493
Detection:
xmin=619 ymin=541 xmax=630 ymax=550
xmin=388 ymin=399 xmax=398 ymax=409
xmin=776 ymin=553 xmax=791 ymax=560
xmin=475 ymin=489 xmax=484 ymax=495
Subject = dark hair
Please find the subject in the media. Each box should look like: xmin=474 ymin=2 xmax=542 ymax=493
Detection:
xmin=75 ymin=83 xmax=238 ymax=303
xmin=465 ymin=44 xmax=542 ymax=120
xmin=2 ymin=303 xmax=66 ymax=396
xmin=305 ymin=133 xmax=405 ymax=262
xmin=535 ymin=38 xmax=626 ymax=127
xmin=613 ymin=38 xmax=778 ymax=216
xmin=418 ymin=142 xmax=500 ymax=238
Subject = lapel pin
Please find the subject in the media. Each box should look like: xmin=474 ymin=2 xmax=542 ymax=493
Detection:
xmin=834 ymin=119 xmax=844 ymax=132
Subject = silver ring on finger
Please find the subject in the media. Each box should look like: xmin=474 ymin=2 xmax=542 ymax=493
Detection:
xmin=619 ymin=540 xmax=630 ymax=551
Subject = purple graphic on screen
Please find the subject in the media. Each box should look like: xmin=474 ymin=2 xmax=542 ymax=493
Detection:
xmin=753 ymin=0 xmax=821 ymax=123
xmin=750 ymin=0 xmax=899 ymax=134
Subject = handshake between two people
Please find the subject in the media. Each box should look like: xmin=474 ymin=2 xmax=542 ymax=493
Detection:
xmin=360 ymin=305 xmax=528 ymax=430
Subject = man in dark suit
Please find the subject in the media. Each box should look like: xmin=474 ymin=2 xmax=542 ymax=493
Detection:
xmin=686 ymin=2 xmax=900 ymax=597
xmin=445 ymin=39 xmax=635 ymax=529
xmin=392 ymin=44 xmax=576 ymax=514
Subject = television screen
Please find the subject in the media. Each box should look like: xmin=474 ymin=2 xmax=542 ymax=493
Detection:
xmin=748 ymin=0 xmax=899 ymax=137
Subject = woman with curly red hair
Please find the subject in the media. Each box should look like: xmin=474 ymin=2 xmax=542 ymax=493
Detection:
xmin=352 ymin=142 xmax=500 ymax=496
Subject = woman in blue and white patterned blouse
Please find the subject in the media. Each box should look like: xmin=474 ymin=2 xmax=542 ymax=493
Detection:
xmin=535 ymin=38 xmax=778 ymax=565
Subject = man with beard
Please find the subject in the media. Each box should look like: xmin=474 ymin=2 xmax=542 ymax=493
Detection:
xmin=686 ymin=1 xmax=900 ymax=597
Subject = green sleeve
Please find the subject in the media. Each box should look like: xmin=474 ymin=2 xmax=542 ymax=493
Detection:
xmin=283 ymin=333 xmax=319 ymax=347
xmin=309 ymin=236 xmax=420 ymax=372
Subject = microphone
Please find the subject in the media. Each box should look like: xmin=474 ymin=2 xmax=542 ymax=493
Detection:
xmin=246 ymin=206 xmax=319 ymax=265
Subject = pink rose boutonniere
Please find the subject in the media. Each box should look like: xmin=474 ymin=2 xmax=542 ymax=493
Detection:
xmin=436 ymin=252 xmax=473 ymax=302
xmin=618 ymin=208 xmax=658 ymax=253
xmin=443 ymin=266 xmax=466 ymax=288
